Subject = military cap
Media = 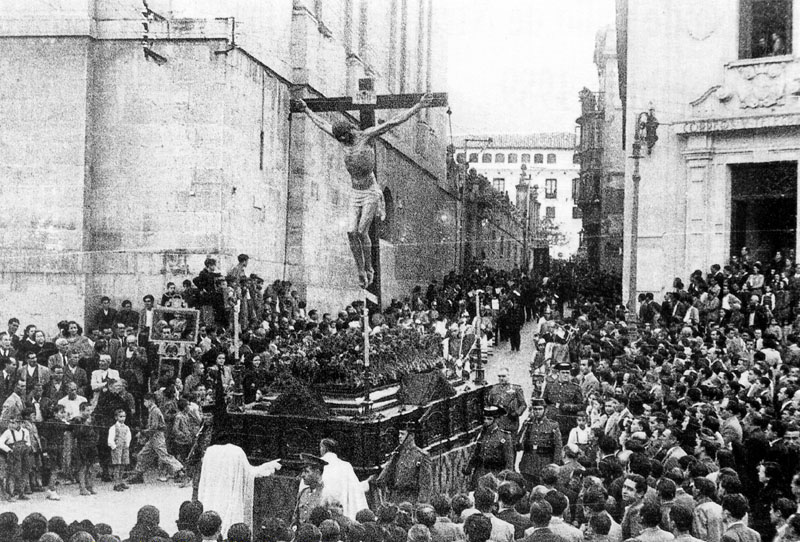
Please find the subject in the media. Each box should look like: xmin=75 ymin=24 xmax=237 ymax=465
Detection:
xmin=530 ymin=398 xmax=546 ymax=407
xmin=555 ymin=362 xmax=572 ymax=371
xmin=299 ymin=453 xmax=328 ymax=470
xmin=483 ymin=405 xmax=506 ymax=417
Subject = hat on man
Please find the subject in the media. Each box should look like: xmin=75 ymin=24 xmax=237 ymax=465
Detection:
xmin=299 ymin=453 xmax=328 ymax=471
xmin=537 ymin=338 xmax=546 ymax=345
xmin=555 ymin=362 xmax=572 ymax=372
xmin=483 ymin=405 xmax=506 ymax=418
xmin=531 ymin=398 xmax=546 ymax=407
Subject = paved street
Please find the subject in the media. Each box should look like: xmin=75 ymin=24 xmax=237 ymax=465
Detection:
xmin=4 ymin=474 xmax=192 ymax=537
xmin=4 ymin=323 xmax=537 ymax=534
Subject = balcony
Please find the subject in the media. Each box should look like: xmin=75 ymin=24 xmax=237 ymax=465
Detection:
xmin=577 ymin=91 xmax=605 ymax=119
xmin=576 ymin=174 xmax=601 ymax=208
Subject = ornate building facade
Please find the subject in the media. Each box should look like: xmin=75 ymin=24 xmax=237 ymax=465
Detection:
xmin=620 ymin=0 xmax=800 ymax=303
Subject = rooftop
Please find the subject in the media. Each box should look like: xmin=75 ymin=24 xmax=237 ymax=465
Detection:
xmin=453 ymin=132 xmax=576 ymax=150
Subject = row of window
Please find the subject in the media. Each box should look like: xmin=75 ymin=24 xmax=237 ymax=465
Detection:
xmin=490 ymin=178 xmax=581 ymax=200
xmin=458 ymin=152 xmax=558 ymax=165
xmin=544 ymin=206 xmax=583 ymax=219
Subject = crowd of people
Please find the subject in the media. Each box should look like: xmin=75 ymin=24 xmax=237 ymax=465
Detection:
xmin=13 ymin=250 xmax=800 ymax=542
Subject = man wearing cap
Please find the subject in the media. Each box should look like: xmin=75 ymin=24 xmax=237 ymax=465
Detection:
xmin=375 ymin=421 xmax=433 ymax=504
xmin=487 ymin=368 xmax=527 ymax=433
xmin=294 ymin=453 xmax=328 ymax=526
xmin=518 ymin=398 xmax=563 ymax=488
xmin=463 ymin=406 xmax=515 ymax=488
xmin=543 ymin=363 xmax=583 ymax=440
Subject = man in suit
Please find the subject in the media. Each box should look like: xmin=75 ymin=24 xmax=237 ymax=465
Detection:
xmin=519 ymin=500 xmax=567 ymax=542
xmin=138 ymin=294 xmax=156 ymax=345
xmin=63 ymin=352 xmax=90 ymax=399
xmin=0 ymin=357 xmax=18 ymax=404
xmin=0 ymin=380 xmax=25 ymax=431
xmin=720 ymin=398 xmax=744 ymax=447
xmin=116 ymin=299 xmax=140 ymax=331
xmin=94 ymin=296 xmax=118 ymax=335
xmin=21 ymin=351 xmax=50 ymax=395
xmin=721 ymin=494 xmax=761 ymax=542
xmin=48 ymin=338 xmax=70 ymax=371
xmin=496 ymin=481 xmax=532 ymax=539
xmin=473 ymin=487 xmax=514 ymax=542
xmin=90 ymin=354 xmax=120 ymax=397
xmin=0 ymin=331 xmax=16 ymax=367
xmin=46 ymin=365 xmax=68 ymax=401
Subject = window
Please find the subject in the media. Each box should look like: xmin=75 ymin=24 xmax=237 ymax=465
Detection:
xmin=739 ymin=0 xmax=792 ymax=59
xmin=545 ymin=206 xmax=556 ymax=219
xmin=492 ymin=178 xmax=505 ymax=192
xmin=572 ymin=178 xmax=580 ymax=200
xmin=572 ymin=206 xmax=583 ymax=219
xmin=482 ymin=153 xmax=492 ymax=163
xmin=469 ymin=153 xmax=478 ymax=162
xmin=545 ymin=178 xmax=557 ymax=199
xmin=534 ymin=153 xmax=544 ymax=164
xmin=508 ymin=153 xmax=518 ymax=163
xmin=547 ymin=153 xmax=556 ymax=164
xmin=494 ymin=153 xmax=505 ymax=163
xmin=521 ymin=153 xmax=531 ymax=163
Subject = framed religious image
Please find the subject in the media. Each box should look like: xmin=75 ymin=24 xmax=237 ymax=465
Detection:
xmin=149 ymin=307 xmax=200 ymax=343
xmin=158 ymin=357 xmax=182 ymax=381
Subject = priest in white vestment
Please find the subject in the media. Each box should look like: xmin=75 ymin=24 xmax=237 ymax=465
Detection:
xmin=317 ymin=438 xmax=369 ymax=519
xmin=198 ymin=444 xmax=282 ymax=533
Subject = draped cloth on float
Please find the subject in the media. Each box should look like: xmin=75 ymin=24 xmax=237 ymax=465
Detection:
xmin=198 ymin=444 xmax=281 ymax=533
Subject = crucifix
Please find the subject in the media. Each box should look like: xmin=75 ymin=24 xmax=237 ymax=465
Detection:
xmin=290 ymin=90 xmax=448 ymax=307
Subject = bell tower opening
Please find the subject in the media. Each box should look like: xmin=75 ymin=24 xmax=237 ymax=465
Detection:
xmin=730 ymin=161 xmax=796 ymax=264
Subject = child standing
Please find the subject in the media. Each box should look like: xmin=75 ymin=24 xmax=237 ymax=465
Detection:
xmin=21 ymin=408 xmax=43 ymax=494
xmin=0 ymin=416 xmax=31 ymax=501
xmin=107 ymin=408 xmax=131 ymax=491
xmin=73 ymin=403 xmax=98 ymax=496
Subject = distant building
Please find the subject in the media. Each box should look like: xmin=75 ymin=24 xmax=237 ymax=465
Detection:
xmin=454 ymin=134 xmax=581 ymax=259
xmin=574 ymin=25 xmax=625 ymax=274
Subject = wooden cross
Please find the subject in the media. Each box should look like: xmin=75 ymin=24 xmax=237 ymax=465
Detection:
xmin=289 ymin=91 xmax=449 ymax=306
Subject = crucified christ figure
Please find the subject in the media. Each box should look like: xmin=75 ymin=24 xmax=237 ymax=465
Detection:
xmin=295 ymin=94 xmax=433 ymax=288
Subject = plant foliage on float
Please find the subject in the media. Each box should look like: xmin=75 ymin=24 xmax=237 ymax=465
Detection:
xmin=265 ymin=327 xmax=450 ymax=392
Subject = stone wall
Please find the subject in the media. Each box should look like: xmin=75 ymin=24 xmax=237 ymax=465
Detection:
xmin=0 ymin=0 xmax=452 ymax=328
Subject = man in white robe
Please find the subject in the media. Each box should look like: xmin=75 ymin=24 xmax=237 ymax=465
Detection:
xmin=315 ymin=438 xmax=369 ymax=519
xmin=198 ymin=444 xmax=282 ymax=533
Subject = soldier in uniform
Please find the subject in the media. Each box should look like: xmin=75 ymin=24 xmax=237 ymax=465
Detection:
xmin=518 ymin=397 xmax=563 ymax=489
xmin=375 ymin=421 xmax=433 ymax=504
xmin=543 ymin=362 xmax=583 ymax=441
xmin=293 ymin=453 xmax=328 ymax=526
xmin=486 ymin=367 xmax=527 ymax=433
xmin=463 ymin=406 xmax=515 ymax=489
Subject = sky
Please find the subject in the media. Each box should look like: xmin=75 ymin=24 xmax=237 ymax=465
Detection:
xmin=443 ymin=0 xmax=616 ymax=135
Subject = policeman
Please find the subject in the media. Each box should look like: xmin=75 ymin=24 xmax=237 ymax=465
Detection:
xmin=375 ymin=421 xmax=433 ymax=504
xmin=293 ymin=453 xmax=328 ymax=526
xmin=486 ymin=367 xmax=527 ymax=433
xmin=518 ymin=397 xmax=563 ymax=488
xmin=543 ymin=362 xmax=583 ymax=440
xmin=463 ymin=406 xmax=515 ymax=489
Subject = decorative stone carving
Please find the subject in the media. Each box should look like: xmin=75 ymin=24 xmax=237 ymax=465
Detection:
xmin=688 ymin=58 xmax=800 ymax=118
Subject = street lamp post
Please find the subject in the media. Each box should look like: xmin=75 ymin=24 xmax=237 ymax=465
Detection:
xmin=627 ymin=107 xmax=659 ymax=314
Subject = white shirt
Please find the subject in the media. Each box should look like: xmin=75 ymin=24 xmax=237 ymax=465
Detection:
xmin=58 ymin=394 xmax=88 ymax=420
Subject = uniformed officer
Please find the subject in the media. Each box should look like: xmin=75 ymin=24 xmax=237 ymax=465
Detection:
xmin=375 ymin=421 xmax=433 ymax=504
xmin=293 ymin=453 xmax=328 ymax=526
xmin=463 ymin=406 xmax=515 ymax=489
xmin=518 ymin=397 xmax=563 ymax=489
xmin=543 ymin=362 xmax=583 ymax=440
xmin=486 ymin=367 xmax=527 ymax=433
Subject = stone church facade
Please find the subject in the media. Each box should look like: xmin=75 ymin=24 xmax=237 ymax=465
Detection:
xmin=0 ymin=0 xmax=453 ymax=326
